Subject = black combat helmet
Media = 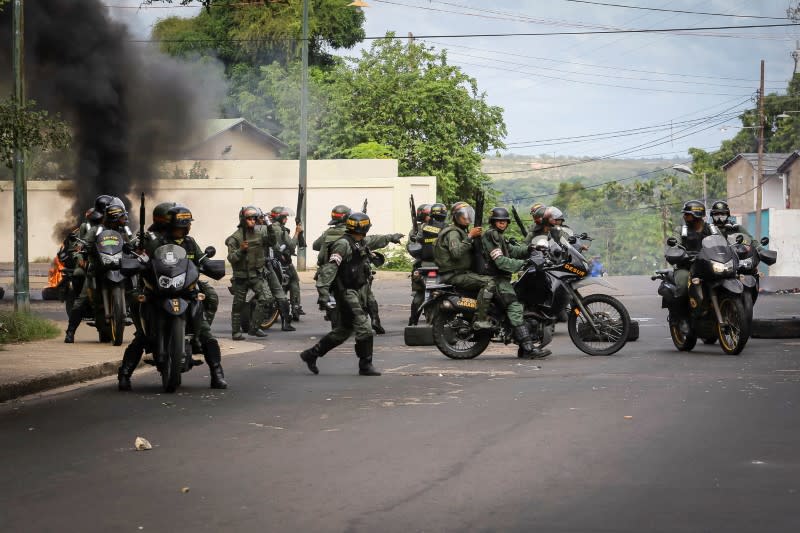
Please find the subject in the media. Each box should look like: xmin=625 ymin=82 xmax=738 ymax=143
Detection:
xmin=430 ymin=203 xmax=447 ymax=221
xmin=345 ymin=212 xmax=372 ymax=235
xmin=682 ymin=200 xmax=706 ymax=220
xmin=329 ymin=204 xmax=351 ymax=225
xmin=488 ymin=207 xmax=511 ymax=224
xmin=710 ymin=200 xmax=730 ymax=225
xmin=168 ymin=205 xmax=194 ymax=231
xmin=94 ymin=194 xmax=113 ymax=214
xmin=87 ymin=207 xmax=103 ymax=224
xmin=104 ymin=203 xmax=128 ymax=227
xmin=415 ymin=204 xmax=432 ymax=222
xmin=149 ymin=201 xmax=176 ymax=232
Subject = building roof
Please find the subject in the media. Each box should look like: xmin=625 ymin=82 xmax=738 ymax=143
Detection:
xmin=201 ymin=118 xmax=287 ymax=150
xmin=776 ymin=150 xmax=800 ymax=173
xmin=721 ymin=152 xmax=792 ymax=173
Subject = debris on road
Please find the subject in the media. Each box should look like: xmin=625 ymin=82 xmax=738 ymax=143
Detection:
xmin=134 ymin=436 xmax=152 ymax=451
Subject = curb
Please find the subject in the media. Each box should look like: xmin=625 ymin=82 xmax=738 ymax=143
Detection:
xmin=751 ymin=317 xmax=800 ymax=339
xmin=0 ymin=360 xmax=121 ymax=403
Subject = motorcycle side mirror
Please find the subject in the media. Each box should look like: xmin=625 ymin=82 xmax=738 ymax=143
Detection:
xmin=204 ymin=246 xmax=216 ymax=258
xmin=666 ymin=237 xmax=678 ymax=247
xmin=567 ymin=235 xmax=577 ymax=245
xmin=735 ymin=234 xmax=744 ymax=244
xmin=760 ymin=237 xmax=769 ymax=246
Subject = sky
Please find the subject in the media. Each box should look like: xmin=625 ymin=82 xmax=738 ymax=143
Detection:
xmin=108 ymin=0 xmax=800 ymax=161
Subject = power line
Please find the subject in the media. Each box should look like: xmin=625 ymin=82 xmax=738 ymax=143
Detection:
xmin=559 ymin=0 xmax=787 ymax=21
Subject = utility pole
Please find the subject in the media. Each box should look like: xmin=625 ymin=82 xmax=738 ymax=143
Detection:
xmin=297 ymin=0 xmax=309 ymax=271
xmin=755 ymin=60 xmax=765 ymax=241
xmin=13 ymin=0 xmax=30 ymax=312
xmin=702 ymin=172 xmax=707 ymax=208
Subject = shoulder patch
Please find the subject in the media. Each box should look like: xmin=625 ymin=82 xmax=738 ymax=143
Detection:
xmin=490 ymin=248 xmax=504 ymax=260
xmin=329 ymin=253 xmax=343 ymax=265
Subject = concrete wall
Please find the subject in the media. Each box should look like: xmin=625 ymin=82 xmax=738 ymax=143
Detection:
xmin=765 ymin=208 xmax=800 ymax=277
xmin=781 ymin=157 xmax=800 ymax=209
xmin=725 ymin=158 xmax=754 ymax=219
xmin=0 ymin=159 xmax=436 ymax=264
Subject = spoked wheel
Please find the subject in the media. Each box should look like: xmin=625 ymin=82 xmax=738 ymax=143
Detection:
xmin=261 ymin=303 xmax=279 ymax=330
xmin=568 ymin=294 xmax=631 ymax=356
xmin=163 ymin=317 xmax=185 ymax=393
xmin=110 ymin=285 xmax=126 ymax=346
xmin=718 ymin=296 xmax=749 ymax=355
xmin=669 ymin=321 xmax=697 ymax=351
xmin=432 ymin=310 xmax=491 ymax=359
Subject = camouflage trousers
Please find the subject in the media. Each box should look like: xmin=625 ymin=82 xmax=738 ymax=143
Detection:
xmin=284 ymin=262 xmax=301 ymax=307
xmin=494 ymin=277 xmax=524 ymax=327
xmin=198 ymin=280 xmax=219 ymax=325
xmin=319 ymin=286 xmax=373 ymax=347
xmin=230 ymin=275 xmax=270 ymax=334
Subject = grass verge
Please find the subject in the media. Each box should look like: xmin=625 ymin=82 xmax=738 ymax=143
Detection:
xmin=0 ymin=311 xmax=61 ymax=345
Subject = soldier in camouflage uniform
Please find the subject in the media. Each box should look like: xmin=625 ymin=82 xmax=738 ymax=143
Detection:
xmin=408 ymin=203 xmax=447 ymax=325
xmin=226 ymin=206 xmax=272 ymax=340
xmin=433 ymin=201 xmax=495 ymax=330
xmin=118 ymin=205 xmax=227 ymax=390
xmin=300 ymin=213 xmax=402 ymax=376
xmin=268 ymin=206 xmax=305 ymax=323
xmin=64 ymin=195 xmax=111 ymax=343
xmin=482 ymin=207 xmax=551 ymax=359
xmin=524 ymin=203 xmax=548 ymax=243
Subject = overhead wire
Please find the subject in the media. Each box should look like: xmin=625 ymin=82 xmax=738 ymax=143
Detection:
xmin=559 ymin=0 xmax=787 ymax=20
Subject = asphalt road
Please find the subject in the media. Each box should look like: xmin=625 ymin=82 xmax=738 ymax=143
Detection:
xmin=2 ymin=277 xmax=799 ymax=532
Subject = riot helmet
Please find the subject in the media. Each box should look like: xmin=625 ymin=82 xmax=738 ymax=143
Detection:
xmin=329 ymin=204 xmax=352 ymax=225
xmin=168 ymin=205 xmax=194 ymax=229
xmin=450 ymin=202 xmax=475 ymax=227
xmin=529 ymin=202 xmax=545 ymax=219
xmin=682 ymin=200 xmax=706 ymax=220
xmin=149 ymin=201 xmax=176 ymax=232
xmin=345 ymin=212 xmax=372 ymax=235
xmin=270 ymin=206 xmax=292 ymax=224
xmin=104 ymin=203 xmax=128 ymax=228
xmin=542 ymin=206 xmax=565 ymax=227
xmin=94 ymin=194 xmax=113 ymax=214
xmin=86 ymin=208 xmax=103 ymax=224
xmin=239 ymin=205 xmax=260 ymax=227
xmin=415 ymin=204 xmax=432 ymax=222
xmin=488 ymin=207 xmax=511 ymax=228
xmin=430 ymin=203 xmax=447 ymax=221
xmin=710 ymin=200 xmax=730 ymax=226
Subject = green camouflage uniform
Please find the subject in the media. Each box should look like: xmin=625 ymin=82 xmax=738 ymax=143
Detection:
xmin=226 ymin=225 xmax=273 ymax=335
xmin=482 ymin=226 xmax=529 ymax=327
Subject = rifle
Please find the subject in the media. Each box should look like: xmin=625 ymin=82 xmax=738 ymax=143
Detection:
xmin=474 ymin=189 xmax=485 ymax=228
xmin=472 ymin=189 xmax=488 ymax=273
xmin=138 ymin=192 xmax=146 ymax=250
xmin=409 ymin=194 xmax=419 ymax=236
xmin=362 ymin=198 xmax=368 ymax=214
xmin=510 ymin=205 xmax=528 ymax=238
xmin=296 ymin=185 xmax=306 ymax=248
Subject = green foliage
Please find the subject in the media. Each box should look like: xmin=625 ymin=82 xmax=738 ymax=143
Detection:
xmin=0 ymin=97 xmax=71 ymax=169
xmin=376 ymin=243 xmax=414 ymax=272
xmin=0 ymin=311 xmax=60 ymax=344
xmin=344 ymin=141 xmax=395 ymax=159
xmin=170 ymin=161 xmax=210 ymax=179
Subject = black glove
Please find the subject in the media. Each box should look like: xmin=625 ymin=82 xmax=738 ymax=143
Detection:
xmin=390 ymin=233 xmax=404 ymax=244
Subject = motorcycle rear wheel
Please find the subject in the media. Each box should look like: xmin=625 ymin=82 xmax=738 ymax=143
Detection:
xmin=568 ymin=294 xmax=630 ymax=356
xmin=163 ymin=317 xmax=185 ymax=393
xmin=718 ymin=296 xmax=749 ymax=355
xmin=669 ymin=322 xmax=697 ymax=351
xmin=432 ymin=310 xmax=491 ymax=359
xmin=110 ymin=286 xmax=126 ymax=346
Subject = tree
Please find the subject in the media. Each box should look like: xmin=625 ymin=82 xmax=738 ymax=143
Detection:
xmin=0 ymin=97 xmax=71 ymax=169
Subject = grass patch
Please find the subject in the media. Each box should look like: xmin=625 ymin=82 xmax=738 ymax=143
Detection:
xmin=0 ymin=311 xmax=61 ymax=345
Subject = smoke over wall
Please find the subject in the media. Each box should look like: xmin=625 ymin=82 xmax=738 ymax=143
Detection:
xmin=0 ymin=0 xmax=225 ymax=231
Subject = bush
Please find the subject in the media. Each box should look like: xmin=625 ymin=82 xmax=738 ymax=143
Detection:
xmin=0 ymin=311 xmax=61 ymax=345
xmin=377 ymin=243 xmax=414 ymax=272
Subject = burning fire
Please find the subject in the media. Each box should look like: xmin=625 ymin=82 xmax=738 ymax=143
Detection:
xmin=48 ymin=255 xmax=65 ymax=288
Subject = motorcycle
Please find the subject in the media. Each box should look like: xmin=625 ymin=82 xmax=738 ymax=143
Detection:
xmin=727 ymin=233 xmax=777 ymax=324
xmin=123 ymin=245 xmax=225 ymax=393
xmin=83 ymin=229 xmax=133 ymax=346
xmin=238 ymin=258 xmax=288 ymax=332
xmin=415 ymin=232 xmax=631 ymax=359
xmin=653 ymin=234 xmax=750 ymax=355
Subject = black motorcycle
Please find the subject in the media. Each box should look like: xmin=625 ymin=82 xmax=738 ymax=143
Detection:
xmin=239 ymin=258 xmax=288 ymax=332
xmin=653 ymin=234 xmax=750 ymax=355
xmin=83 ymin=229 xmax=133 ymax=346
xmin=123 ymin=245 xmax=225 ymax=392
xmin=728 ymin=233 xmax=777 ymax=323
xmin=417 ymin=233 xmax=631 ymax=359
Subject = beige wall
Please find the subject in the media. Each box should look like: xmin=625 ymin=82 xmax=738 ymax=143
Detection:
xmin=0 ymin=159 xmax=436 ymax=264
xmin=725 ymin=158 xmax=755 ymax=219
xmin=783 ymin=158 xmax=800 ymax=209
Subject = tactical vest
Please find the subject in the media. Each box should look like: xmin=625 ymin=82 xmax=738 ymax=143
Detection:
xmin=317 ymin=225 xmax=346 ymax=266
xmin=482 ymin=228 xmax=507 ymax=277
xmin=434 ymin=225 xmax=472 ymax=274
xmin=420 ymin=220 xmax=446 ymax=261
xmin=336 ymin=235 xmax=372 ymax=290
xmin=230 ymin=228 xmax=267 ymax=275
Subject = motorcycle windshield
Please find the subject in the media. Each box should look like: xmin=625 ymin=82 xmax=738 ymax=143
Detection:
xmin=95 ymin=230 xmax=124 ymax=255
xmin=700 ymin=234 xmax=734 ymax=262
xmin=153 ymin=245 xmax=188 ymax=277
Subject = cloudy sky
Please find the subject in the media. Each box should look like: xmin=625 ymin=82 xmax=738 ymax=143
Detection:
xmin=110 ymin=1 xmax=800 ymax=160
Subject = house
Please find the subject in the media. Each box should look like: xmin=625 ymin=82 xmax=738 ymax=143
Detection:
xmin=775 ymin=150 xmax=800 ymax=209
xmin=182 ymin=118 xmax=288 ymax=161
xmin=721 ymin=153 xmax=791 ymax=221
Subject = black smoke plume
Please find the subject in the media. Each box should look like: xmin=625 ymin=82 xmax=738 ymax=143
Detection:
xmin=0 ymin=0 xmax=220 ymax=233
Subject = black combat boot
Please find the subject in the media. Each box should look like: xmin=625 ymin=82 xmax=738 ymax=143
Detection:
xmin=299 ymin=336 xmax=339 ymax=375
xmin=64 ymin=308 xmax=83 ymax=343
xmin=355 ymin=336 xmax=381 ymax=376
xmin=367 ymin=299 xmax=386 ymax=334
xmin=514 ymin=324 xmax=551 ymax=359
xmin=117 ymin=337 xmax=145 ymax=391
xmin=203 ymin=339 xmax=227 ymax=389
xmin=279 ymin=300 xmax=296 ymax=332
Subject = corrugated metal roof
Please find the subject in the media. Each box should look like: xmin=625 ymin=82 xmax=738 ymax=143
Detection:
xmin=721 ymin=153 xmax=792 ymax=173
xmin=201 ymin=118 xmax=287 ymax=149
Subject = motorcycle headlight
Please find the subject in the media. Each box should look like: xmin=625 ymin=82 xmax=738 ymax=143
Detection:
xmin=738 ymin=257 xmax=753 ymax=270
xmin=101 ymin=252 xmax=122 ymax=266
xmin=157 ymin=272 xmax=186 ymax=289
xmin=711 ymin=259 xmax=735 ymax=275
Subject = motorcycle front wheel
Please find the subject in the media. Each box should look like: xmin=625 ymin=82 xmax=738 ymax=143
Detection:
xmin=163 ymin=316 xmax=185 ymax=393
xmin=669 ymin=322 xmax=697 ymax=351
xmin=432 ymin=310 xmax=491 ymax=359
xmin=568 ymin=294 xmax=631 ymax=356
xmin=110 ymin=285 xmax=126 ymax=346
xmin=718 ymin=296 xmax=750 ymax=355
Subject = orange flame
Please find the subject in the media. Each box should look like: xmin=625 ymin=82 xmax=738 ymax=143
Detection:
xmin=48 ymin=255 xmax=65 ymax=288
